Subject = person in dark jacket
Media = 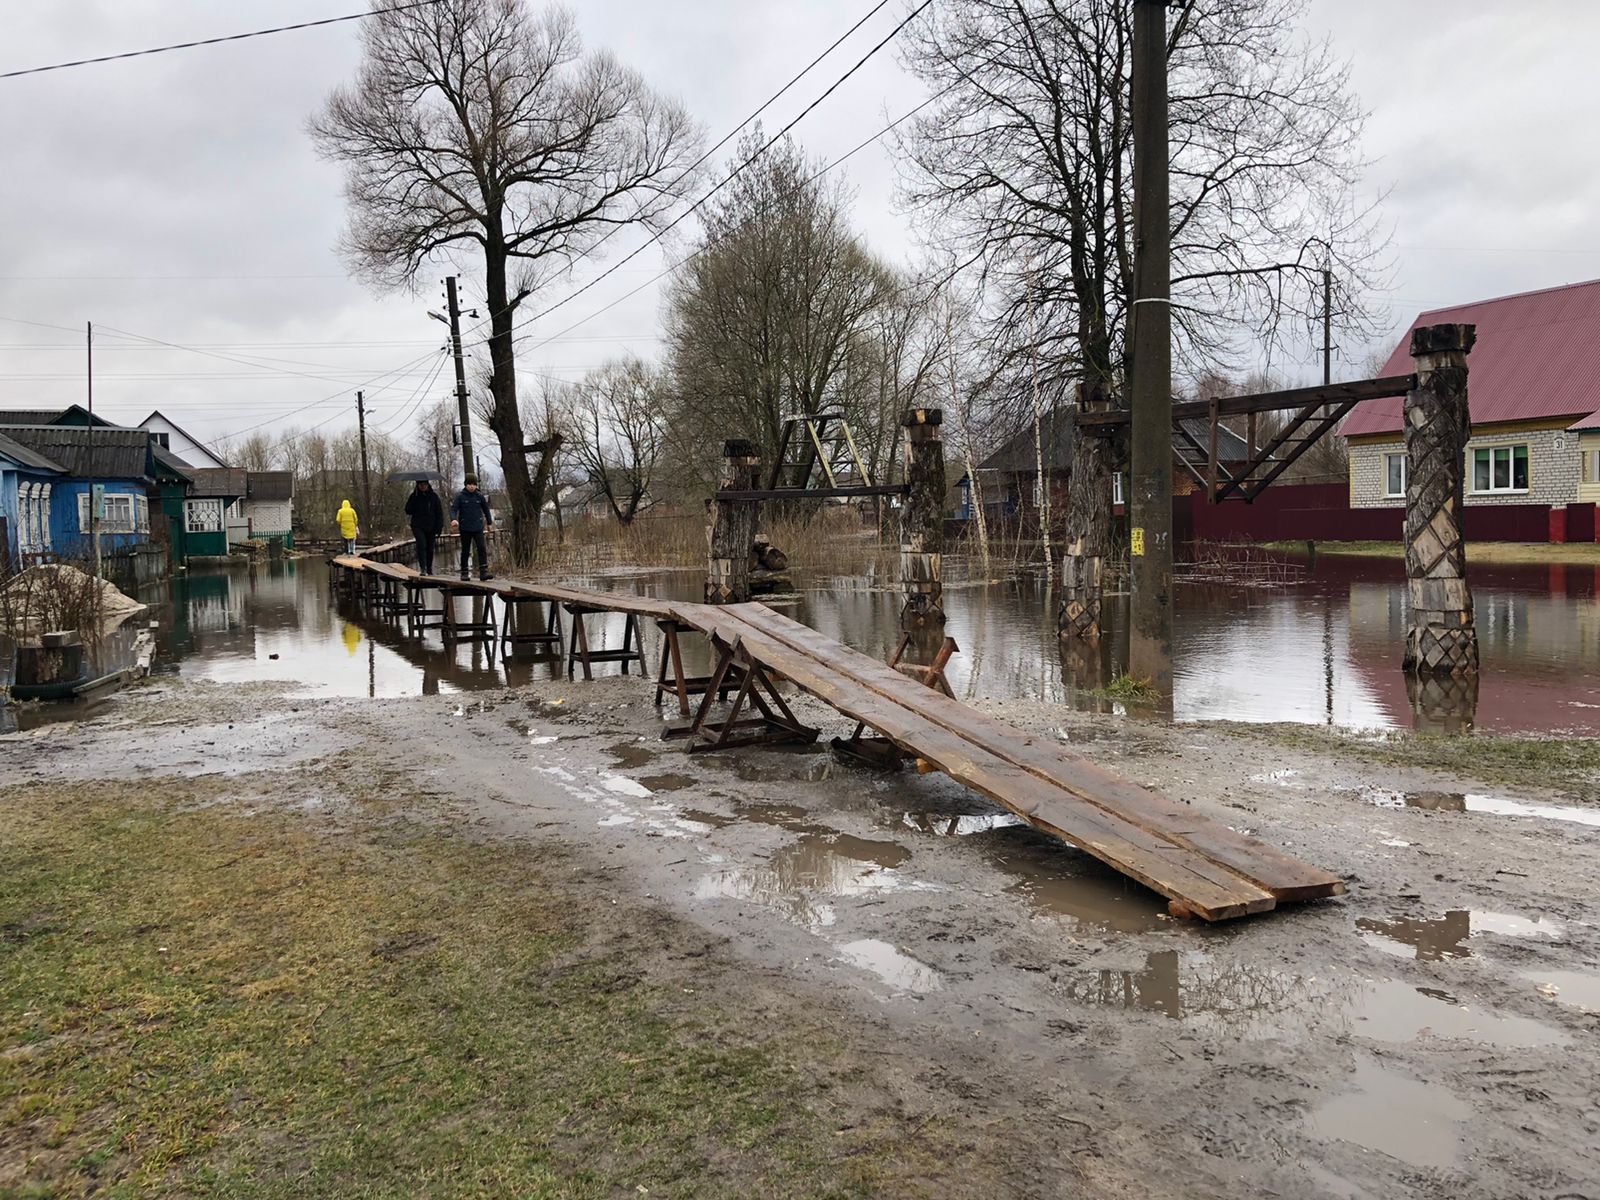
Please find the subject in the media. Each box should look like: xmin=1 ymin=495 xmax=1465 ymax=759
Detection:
xmin=403 ymin=479 xmax=444 ymax=574
xmin=450 ymin=474 xmax=494 ymax=580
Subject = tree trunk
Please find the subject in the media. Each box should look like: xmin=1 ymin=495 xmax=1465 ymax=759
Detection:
xmin=483 ymin=246 xmax=548 ymax=561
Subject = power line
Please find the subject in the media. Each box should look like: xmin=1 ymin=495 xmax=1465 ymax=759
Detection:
xmin=0 ymin=0 xmax=443 ymax=81
xmin=492 ymin=0 xmax=935 ymax=349
xmin=212 ymin=347 xmax=448 ymax=441
xmin=374 ymin=351 xmax=450 ymax=435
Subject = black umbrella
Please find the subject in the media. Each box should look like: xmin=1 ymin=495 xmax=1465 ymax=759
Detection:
xmin=387 ymin=470 xmax=445 ymax=483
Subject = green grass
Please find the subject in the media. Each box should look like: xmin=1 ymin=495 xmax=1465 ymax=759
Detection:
xmin=1256 ymin=539 xmax=1600 ymax=566
xmin=1231 ymin=723 xmax=1600 ymax=801
xmin=1091 ymin=674 xmax=1164 ymax=704
xmin=0 ymin=780 xmax=960 ymax=1198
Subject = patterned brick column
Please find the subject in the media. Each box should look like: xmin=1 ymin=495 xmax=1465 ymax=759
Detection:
xmin=706 ymin=440 xmax=760 ymax=604
xmin=900 ymin=408 xmax=946 ymax=629
xmin=1403 ymin=323 xmax=1479 ymax=677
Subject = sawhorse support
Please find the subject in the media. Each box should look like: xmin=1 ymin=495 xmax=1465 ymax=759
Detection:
xmin=565 ymin=604 xmax=646 ymax=680
xmin=404 ymin=580 xmax=447 ymax=638
xmin=675 ymin=634 xmax=818 ymax=752
xmin=441 ymin=586 xmax=497 ymax=647
xmin=502 ymin=594 xmax=563 ymax=653
xmin=653 ymin=617 xmax=743 ymax=717
xmin=831 ymin=634 xmax=958 ymax=767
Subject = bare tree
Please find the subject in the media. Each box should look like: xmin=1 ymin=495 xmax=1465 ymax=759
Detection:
xmin=563 ymin=357 xmax=668 ymax=524
xmin=896 ymin=0 xmax=1387 ymax=410
xmin=311 ymin=0 xmax=702 ymax=557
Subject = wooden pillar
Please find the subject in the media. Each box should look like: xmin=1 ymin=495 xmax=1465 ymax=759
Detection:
xmin=900 ymin=408 xmax=946 ymax=629
xmin=1059 ymin=383 xmax=1116 ymax=638
xmin=706 ymin=439 xmax=760 ymax=605
xmin=1403 ymin=322 xmax=1478 ymax=678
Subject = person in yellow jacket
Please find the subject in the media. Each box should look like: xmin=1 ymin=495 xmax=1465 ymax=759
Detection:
xmin=336 ymin=499 xmax=359 ymax=554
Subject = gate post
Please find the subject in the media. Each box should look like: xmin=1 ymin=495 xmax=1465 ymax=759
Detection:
xmin=1403 ymin=323 xmax=1478 ymax=677
xmin=1059 ymin=382 xmax=1116 ymax=638
xmin=706 ymin=439 xmax=760 ymax=605
xmin=900 ymin=408 xmax=946 ymax=629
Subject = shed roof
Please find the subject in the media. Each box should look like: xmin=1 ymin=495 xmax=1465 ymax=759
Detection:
xmin=152 ymin=443 xmax=195 ymax=481
xmin=188 ymin=467 xmax=248 ymax=498
xmin=1343 ymin=277 xmax=1600 ymax=437
xmin=0 ymin=425 xmax=151 ymax=479
xmin=0 ymin=430 xmax=65 ymax=473
xmin=246 ymin=471 xmax=294 ymax=501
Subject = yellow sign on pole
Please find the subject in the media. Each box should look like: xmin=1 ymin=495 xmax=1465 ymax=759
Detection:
xmin=1131 ymin=527 xmax=1145 ymax=557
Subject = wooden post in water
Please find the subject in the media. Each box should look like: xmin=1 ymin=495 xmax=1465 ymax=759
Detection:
xmin=1403 ymin=322 xmax=1478 ymax=678
xmin=1059 ymin=382 xmax=1115 ymax=638
xmin=900 ymin=408 xmax=946 ymax=629
xmin=706 ymin=439 xmax=760 ymax=604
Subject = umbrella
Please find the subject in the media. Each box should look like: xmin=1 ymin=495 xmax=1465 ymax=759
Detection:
xmin=387 ymin=470 xmax=445 ymax=483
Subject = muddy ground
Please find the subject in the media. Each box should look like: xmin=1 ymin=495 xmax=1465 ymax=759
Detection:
xmin=4 ymin=671 xmax=1598 ymax=1199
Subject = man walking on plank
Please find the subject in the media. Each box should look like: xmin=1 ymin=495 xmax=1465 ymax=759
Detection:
xmin=450 ymin=474 xmax=494 ymax=581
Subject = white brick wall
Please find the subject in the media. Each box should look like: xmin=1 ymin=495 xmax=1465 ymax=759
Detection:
xmin=1348 ymin=427 xmax=1581 ymax=508
xmin=244 ymin=498 xmax=293 ymax=536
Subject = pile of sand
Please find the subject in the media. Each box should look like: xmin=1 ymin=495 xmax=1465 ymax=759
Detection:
xmin=0 ymin=563 xmax=147 ymax=636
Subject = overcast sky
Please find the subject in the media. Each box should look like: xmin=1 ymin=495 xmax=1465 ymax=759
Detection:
xmin=2 ymin=0 xmax=1598 ymax=462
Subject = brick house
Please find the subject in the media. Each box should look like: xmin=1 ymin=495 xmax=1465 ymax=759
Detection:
xmin=1343 ymin=279 xmax=1600 ymax=518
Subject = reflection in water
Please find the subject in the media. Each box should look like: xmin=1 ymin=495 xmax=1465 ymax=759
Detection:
xmin=1359 ymin=908 xmax=1565 ymax=961
xmin=120 ymin=553 xmax=1600 ymax=734
xmin=1406 ymin=671 xmax=1479 ymax=734
xmin=1310 ymin=1057 xmax=1471 ymax=1170
xmin=693 ymin=832 xmax=914 ymax=930
xmin=1362 ymin=787 xmax=1600 ymax=828
xmin=836 ymin=938 xmax=942 ymax=993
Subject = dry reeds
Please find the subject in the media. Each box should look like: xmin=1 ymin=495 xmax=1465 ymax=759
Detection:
xmin=0 ymin=559 xmax=114 ymax=649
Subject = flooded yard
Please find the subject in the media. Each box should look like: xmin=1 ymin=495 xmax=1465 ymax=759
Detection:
xmin=116 ymin=552 xmax=1600 ymax=735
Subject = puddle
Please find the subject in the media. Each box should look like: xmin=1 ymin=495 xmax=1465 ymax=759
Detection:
xmin=1522 ymin=968 xmax=1600 ymax=1011
xmin=607 ymin=741 xmax=659 ymax=770
xmin=1350 ymin=979 xmax=1565 ymax=1048
xmin=901 ymin=811 xmax=1026 ymax=837
xmin=1009 ymin=871 xmax=1169 ymax=933
xmin=1358 ymin=909 xmax=1565 ymax=960
xmin=1361 ymin=788 xmax=1600 ymax=828
xmin=1310 ymin=1057 xmax=1471 ymax=1170
xmin=637 ymin=774 xmax=697 ymax=794
xmin=836 ymin=939 xmax=942 ymax=994
xmin=1248 ymin=768 xmax=1301 ymax=785
xmin=693 ymin=833 xmax=916 ymax=930
xmin=601 ymin=775 xmax=653 ymax=799
xmin=729 ymin=752 xmax=837 ymax=784
xmin=732 ymin=801 xmax=833 ymax=835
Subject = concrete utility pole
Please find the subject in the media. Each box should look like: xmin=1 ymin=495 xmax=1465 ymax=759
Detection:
xmin=1127 ymin=0 xmax=1174 ymax=691
xmin=1322 ymin=266 xmax=1333 ymax=388
xmin=87 ymin=320 xmax=101 ymax=580
xmin=356 ymin=390 xmax=373 ymax=537
xmin=445 ymin=276 xmax=475 ymax=478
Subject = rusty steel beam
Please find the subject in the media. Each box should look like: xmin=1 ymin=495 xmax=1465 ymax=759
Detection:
xmin=1077 ymin=374 xmax=1415 ymax=429
xmin=1241 ymin=399 xmax=1361 ymax=501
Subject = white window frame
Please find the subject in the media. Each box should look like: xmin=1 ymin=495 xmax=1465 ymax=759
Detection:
xmin=1384 ymin=452 xmax=1407 ymax=498
xmin=185 ymin=497 xmax=224 ymax=534
xmin=1471 ymin=444 xmax=1530 ymax=495
xmin=1112 ymin=472 xmax=1124 ymax=505
xmin=1584 ymin=448 xmax=1600 ymax=486
xmin=77 ymin=490 xmax=136 ymax=534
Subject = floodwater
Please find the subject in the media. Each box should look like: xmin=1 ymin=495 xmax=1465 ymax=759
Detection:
xmin=13 ymin=550 xmax=1597 ymax=734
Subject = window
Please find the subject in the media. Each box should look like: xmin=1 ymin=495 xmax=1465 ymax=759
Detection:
xmin=77 ymin=491 xmax=137 ymax=533
xmin=1385 ymin=453 xmax=1407 ymax=498
xmin=1112 ymin=472 xmax=1125 ymax=505
xmin=1472 ymin=444 xmax=1529 ymax=493
xmin=186 ymin=498 xmax=224 ymax=534
xmin=1585 ymin=449 xmax=1600 ymax=485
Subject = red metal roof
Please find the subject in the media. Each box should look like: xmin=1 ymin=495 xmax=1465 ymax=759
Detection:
xmin=1342 ymin=277 xmax=1600 ymax=437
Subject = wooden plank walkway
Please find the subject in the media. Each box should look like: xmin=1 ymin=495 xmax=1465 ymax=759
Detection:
xmin=329 ymin=553 xmax=1344 ymax=922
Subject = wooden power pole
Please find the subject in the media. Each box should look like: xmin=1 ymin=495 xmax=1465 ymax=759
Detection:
xmin=356 ymin=390 xmax=373 ymax=534
xmin=445 ymin=276 xmax=476 ymax=479
xmin=1128 ymin=0 xmax=1174 ymax=691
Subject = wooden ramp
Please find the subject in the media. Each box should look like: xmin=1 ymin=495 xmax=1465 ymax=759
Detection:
xmin=670 ymin=601 xmax=1344 ymax=923
xmin=329 ymin=553 xmax=1344 ymax=922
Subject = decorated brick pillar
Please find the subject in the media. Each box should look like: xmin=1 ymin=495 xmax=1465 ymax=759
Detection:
xmin=900 ymin=408 xmax=946 ymax=629
xmin=1403 ymin=323 xmax=1478 ymax=677
xmin=706 ymin=439 xmax=760 ymax=604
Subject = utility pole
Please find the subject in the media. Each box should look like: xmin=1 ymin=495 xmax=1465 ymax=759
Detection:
xmin=1127 ymin=0 xmax=1173 ymax=692
xmin=87 ymin=320 xmax=101 ymax=579
xmin=445 ymin=276 xmax=475 ymax=478
xmin=1322 ymin=266 xmax=1333 ymax=387
xmin=356 ymin=390 xmax=373 ymax=539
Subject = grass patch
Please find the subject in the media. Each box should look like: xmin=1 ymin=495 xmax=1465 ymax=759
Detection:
xmin=0 ymin=781 xmax=955 ymax=1198
xmin=1256 ymin=539 xmax=1600 ymax=567
xmin=1092 ymin=674 xmax=1163 ymax=704
xmin=1229 ymin=723 xmax=1600 ymax=801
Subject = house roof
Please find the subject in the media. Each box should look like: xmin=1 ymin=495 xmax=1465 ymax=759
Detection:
xmin=0 ymin=430 xmax=65 ymax=473
xmin=1343 ymin=277 xmax=1600 ymax=437
xmin=0 ymin=425 xmax=152 ymax=479
xmin=0 ymin=405 xmax=119 ymax=428
xmin=188 ymin=467 xmax=248 ymax=498
xmin=246 ymin=471 xmax=294 ymax=501
xmin=140 ymin=410 xmax=231 ymax=468
xmin=977 ymin=408 xmax=1249 ymax=474
xmin=152 ymin=443 xmax=195 ymax=481
xmin=1568 ymin=409 xmax=1600 ymax=433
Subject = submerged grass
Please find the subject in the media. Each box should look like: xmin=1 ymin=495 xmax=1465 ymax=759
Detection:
xmin=0 ymin=780 xmax=954 ymax=1198
xmin=1233 ymin=723 xmax=1600 ymax=801
xmin=1257 ymin=539 xmax=1600 ymax=567
xmin=1091 ymin=674 xmax=1164 ymax=705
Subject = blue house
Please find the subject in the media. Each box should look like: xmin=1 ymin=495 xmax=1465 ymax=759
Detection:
xmin=0 ymin=425 xmax=155 ymax=561
xmin=0 ymin=431 xmax=66 ymax=569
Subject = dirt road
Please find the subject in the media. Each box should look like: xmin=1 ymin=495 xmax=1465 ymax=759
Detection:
xmin=4 ymin=673 xmax=1597 ymax=1198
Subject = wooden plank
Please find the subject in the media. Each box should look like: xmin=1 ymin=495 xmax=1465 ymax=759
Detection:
xmin=679 ymin=607 xmax=1276 ymax=921
xmin=1076 ymin=375 xmax=1415 ymax=427
xmin=725 ymin=605 xmax=1342 ymax=903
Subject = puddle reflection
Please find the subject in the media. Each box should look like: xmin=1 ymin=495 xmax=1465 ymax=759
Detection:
xmin=1310 ymin=1057 xmax=1471 ymax=1170
xmin=1358 ymin=908 xmax=1565 ymax=961
xmin=1362 ymin=787 xmax=1600 ymax=828
xmin=693 ymin=832 xmax=916 ymax=930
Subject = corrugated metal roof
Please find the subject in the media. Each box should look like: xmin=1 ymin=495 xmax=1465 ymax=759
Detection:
xmin=0 ymin=409 xmax=69 ymax=426
xmin=1568 ymin=409 xmax=1600 ymax=432
xmin=152 ymin=443 xmax=195 ymax=480
xmin=188 ymin=467 xmax=248 ymax=497
xmin=0 ymin=425 xmax=151 ymax=479
xmin=1343 ymin=277 xmax=1600 ymax=437
xmin=246 ymin=470 xmax=294 ymax=501
xmin=0 ymin=431 xmax=65 ymax=473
